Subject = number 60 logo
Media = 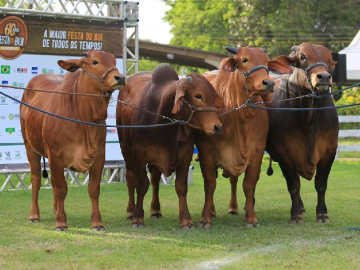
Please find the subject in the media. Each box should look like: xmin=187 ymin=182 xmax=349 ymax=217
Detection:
xmin=0 ymin=16 xmax=28 ymax=60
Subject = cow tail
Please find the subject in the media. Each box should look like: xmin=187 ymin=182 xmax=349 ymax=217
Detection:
xmin=42 ymin=156 xmax=48 ymax=178
xmin=267 ymin=156 xmax=274 ymax=176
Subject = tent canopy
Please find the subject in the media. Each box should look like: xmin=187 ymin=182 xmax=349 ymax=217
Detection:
xmin=339 ymin=30 xmax=360 ymax=80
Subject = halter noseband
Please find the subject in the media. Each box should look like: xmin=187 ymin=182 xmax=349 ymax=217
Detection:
xmin=302 ymin=62 xmax=332 ymax=94
xmin=237 ymin=65 xmax=269 ymax=79
xmin=83 ymin=66 xmax=119 ymax=98
xmin=236 ymin=65 xmax=269 ymax=98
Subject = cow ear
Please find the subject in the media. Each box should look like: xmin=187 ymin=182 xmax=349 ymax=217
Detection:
xmin=58 ymin=59 xmax=82 ymax=72
xmin=273 ymin=55 xmax=296 ymax=66
xmin=172 ymin=79 xmax=187 ymax=114
xmin=215 ymin=93 xmax=224 ymax=108
xmin=329 ymin=60 xmax=337 ymax=72
xmin=268 ymin=58 xmax=293 ymax=74
xmin=221 ymin=57 xmax=237 ymax=72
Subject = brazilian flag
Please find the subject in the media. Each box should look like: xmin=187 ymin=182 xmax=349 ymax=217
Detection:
xmin=1 ymin=65 xmax=10 ymax=74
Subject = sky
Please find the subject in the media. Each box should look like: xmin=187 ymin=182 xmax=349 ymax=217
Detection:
xmin=136 ymin=0 xmax=172 ymax=44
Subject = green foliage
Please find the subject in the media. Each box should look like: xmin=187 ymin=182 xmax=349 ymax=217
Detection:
xmin=335 ymin=87 xmax=360 ymax=129
xmin=163 ymin=0 xmax=360 ymax=58
xmin=0 ymin=0 xmax=6 ymax=6
xmin=335 ymin=87 xmax=360 ymax=116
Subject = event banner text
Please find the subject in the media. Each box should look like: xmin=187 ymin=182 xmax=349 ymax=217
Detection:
xmin=23 ymin=17 xmax=123 ymax=57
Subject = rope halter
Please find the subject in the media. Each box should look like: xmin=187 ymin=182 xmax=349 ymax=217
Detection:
xmin=175 ymin=77 xmax=218 ymax=125
xmin=83 ymin=66 xmax=119 ymax=98
xmin=301 ymin=62 xmax=332 ymax=94
xmin=237 ymin=65 xmax=269 ymax=98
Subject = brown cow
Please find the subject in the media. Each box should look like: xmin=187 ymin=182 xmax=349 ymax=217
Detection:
xmin=196 ymin=46 xmax=281 ymax=228
xmin=264 ymin=43 xmax=338 ymax=224
xmin=20 ymin=50 xmax=125 ymax=231
xmin=116 ymin=64 xmax=223 ymax=229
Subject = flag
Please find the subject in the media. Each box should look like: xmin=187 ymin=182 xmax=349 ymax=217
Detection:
xmin=1 ymin=65 xmax=10 ymax=74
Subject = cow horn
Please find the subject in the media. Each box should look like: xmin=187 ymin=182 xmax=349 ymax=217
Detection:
xmin=225 ymin=46 xmax=238 ymax=54
xmin=292 ymin=46 xmax=300 ymax=52
xmin=186 ymin=76 xmax=193 ymax=84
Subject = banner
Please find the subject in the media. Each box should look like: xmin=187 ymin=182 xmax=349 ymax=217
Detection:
xmin=0 ymin=15 xmax=124 ymax=167
xmin=0 ymin=15 xmax=123 ymax=59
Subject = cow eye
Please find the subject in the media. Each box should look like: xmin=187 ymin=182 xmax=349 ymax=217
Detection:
xmin=242 ymin=58 xmax=248 ymax=63
xmin=195 ymin=94 xmax=203 ymax=100
xmin=93 ymin=60 xmax=99 ymax=65
xmin=300 ymin=55 xmax=306 ymax=61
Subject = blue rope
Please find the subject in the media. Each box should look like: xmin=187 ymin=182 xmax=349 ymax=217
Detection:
xmin=0 ymin=90 xmax=179 ymax=129
xmin=313 ymin=82 xmax=360 ymax=99
xmin=249 ymin=100 xmax=360 ymax=111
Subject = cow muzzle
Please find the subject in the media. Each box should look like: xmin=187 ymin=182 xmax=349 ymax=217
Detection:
xmin=262 ymin=79 xmax=275 ymax=93
xmin=311 ymin=72 xmax=332 ymax=92
xmin=112 ymin=74 xmax=126 ymax=89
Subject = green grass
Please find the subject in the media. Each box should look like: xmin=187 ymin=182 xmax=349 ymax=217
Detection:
xmin=1 ymin=160 xmax=360 ymax=270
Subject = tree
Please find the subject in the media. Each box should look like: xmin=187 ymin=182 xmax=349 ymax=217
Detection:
xmin=163 ymin=0 xmax=360 ymax=58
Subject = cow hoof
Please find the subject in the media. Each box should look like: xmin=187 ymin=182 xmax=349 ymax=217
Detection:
xmin=245 ymin=223 xmax=260 ymax=228
xmin=316 ymin=216 xmax=330 ymax=223
xmin=92 ymin=226 xmax=106 ymax=232
xmin=55 ymin=226 xmax=68 ymax=231
xmin=181 ymin=224 xmax=195 ymax=230
xmin=198 ymin=222 xmax=211 ymax=229
xmin=131 ymin=221 xmax=144 ymax=228
xmin=290 ymin=217 xmax=304 ymax=225
xmin=150 ymin=213 xmax=162 ymax=219
xmin=29 ymin=218 xmax=40 ymax=223
xmin=228 ymin=210 xmax=239 ymax=216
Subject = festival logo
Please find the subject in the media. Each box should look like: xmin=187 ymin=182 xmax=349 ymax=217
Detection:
xmin=0 ymin=16 xmax=28 ymax=60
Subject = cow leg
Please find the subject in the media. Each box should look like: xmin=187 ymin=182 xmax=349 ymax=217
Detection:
xmin=198 ymin=156 xmax=217 ymax=229
xmin=149 ymin=168 xmax=162 ymax=219
xmin=314 ymin=154 xmax=335 ymax=223
xmin=278 ymin=161 xmax=304 ymax=224
xmin=88 ymin=159 xmax=105 ymax=231
xmin=125 ymin=169 xmax=136 ymax=220
xmin=175 ymin=164 xmax=194 ymax=230
xmin=242 ymin=155 xmax=262 ymax=228
xmin=25 ymin=144 xmax=42 ymax=222
xmin=119 ymin=144 xmax=136 ymax=220
xmin=49 ymin=158 xmax=68 ymax=231
xmin=228 ymin=176 xmax=239 ymax=215
xmin=131 ymin=158 xmax=149 ymax=228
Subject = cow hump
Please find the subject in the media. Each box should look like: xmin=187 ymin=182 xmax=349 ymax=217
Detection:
xmin=151 ymin=64 xmax=179 ymax=85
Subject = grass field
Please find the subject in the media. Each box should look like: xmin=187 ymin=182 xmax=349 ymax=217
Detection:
xmin=0 ymin=159 xmax=359 ymax=270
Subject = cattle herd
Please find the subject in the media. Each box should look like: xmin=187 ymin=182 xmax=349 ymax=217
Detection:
xmin=20 ymin=43 xmax=339 ymax=231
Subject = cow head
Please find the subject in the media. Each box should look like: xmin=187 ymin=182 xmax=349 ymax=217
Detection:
xmin=223 ymin=46 xmax=275 ymax=97
xmin=57 ymin=50 xmax=126 ymax=94
xmin=273 ymin=43 xmax=337 ymax=92
xmin=172 ymin=74 xmax=224 ymax=135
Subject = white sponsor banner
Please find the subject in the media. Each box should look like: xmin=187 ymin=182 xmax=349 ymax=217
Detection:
xmin=0 ymin=53 xmax=123 ymax=166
